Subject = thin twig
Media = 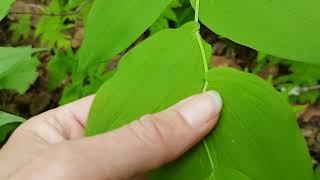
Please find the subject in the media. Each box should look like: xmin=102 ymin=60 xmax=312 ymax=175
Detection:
xmin=28 ymin=4 xmax=46 ymax=13
xmin=303 ymin=85 xmax=320 ymax=92
xmin=286 ymin=85 xmax=320 ymax=96
xmin=9 ymin=0 xmax=92 ymax=17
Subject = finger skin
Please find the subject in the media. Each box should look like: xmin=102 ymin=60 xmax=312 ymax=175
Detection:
xmin=9 ymin=91 xmax=222 ymax=180
xmin=17 ymin=95 xmax=96 ymax=143
xmin=0 ymin=95 xmax=95 ymax=179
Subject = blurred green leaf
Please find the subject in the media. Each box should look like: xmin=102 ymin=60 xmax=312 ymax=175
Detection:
xmin=150 ymin=0 xmax=183 ymax=34
xmin=0 ymin=47 xmax=33 ymax=76
xmin=0 ymin=47 xmax=40 ymax=93
xmin=35 ymin=0 xmax=74 ymax=49
xmin=77 ymin=0 xmax=174 ymax=75
xmin=9 ymin=15 xmax=31 ymax=42
xmin=59 ymin=83 xmax=83 ymax=105
xmin=47 ymin=50 xmax=75 ymax=91
xmin=59 ymin=63 xmax=113 ymax=105
xmin=0 ymin=111 xmax=24 ymax=145
xmin=278 ymin=63 xmax=320 ymax=86
xmin=0 ymin=57 xmax=39 ymax=94
xmin=255 ymin=55 xmax=320 ymax=104
xmin=0 ymin=0 xmax=15 ymax=21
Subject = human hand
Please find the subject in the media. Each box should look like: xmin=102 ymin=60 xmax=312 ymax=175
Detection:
xmin=0 ymin=91 xmax=222 ymax=180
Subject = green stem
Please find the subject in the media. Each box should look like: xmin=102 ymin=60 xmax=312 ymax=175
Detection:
xmin=196 ymin=32 xmax=209 ymax=92
xmin=194 ymin=0 xmax=209 ymax=92
xmin=195 ymin=0 xmax=200 ymax=23
xmin=194 ymin=0 xmax=215 ymax=175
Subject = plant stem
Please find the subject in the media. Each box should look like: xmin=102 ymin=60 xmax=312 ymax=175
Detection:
xmin=194 ymin=0 xmax=209 ymax=92
xmin=196 ymin=32 xmax=209 ymax=92
xmin=195 ymin=0 xmax=200 ymax=23
xmin=194 ymin=0 xmax=215 ymax=175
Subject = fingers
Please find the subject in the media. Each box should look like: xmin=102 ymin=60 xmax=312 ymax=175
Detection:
xmin=13 ymin=95 xmax=95 ymax=144
xmin=0 ymin=96 xmax=95 ymax=180
xmin=9 ymin=91 xmax=222 ymax=180
xmin=68 ymin=91 xmax=222 ymax=179
xmin=57 ymin=95 xmax=96 ymax=126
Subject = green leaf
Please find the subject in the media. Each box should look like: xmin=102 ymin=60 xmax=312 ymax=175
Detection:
xmin=67 ymin=0 xmax=88 ymax=9
xmin=0 ymin=57 xmax=39 ymax=94
xmin=59 ymin=83 xmax=83 ymax=105
xmin=278 ymin=62 xmax=320 ymax=86
xmin=0 ymin=47 xmax=40 ymax=93
xmin=255 ymin=55 xmax=320 ymax=104
xmin=9 ymin=15 xmax=31 ymax=42
xmin=315 ymin=166 xmax=320 ymax=180
xmin=59 ymin=63 xmax=113 ymax=105
xmin=35 ymin=0 xmax=74 ymax=49
xmin=192 ymin=0 xmax=320 ymax=64
xmin=0 ymin=47 xmax=33 ymax=76
xmin=85 ymin=22 xmax=209 ymax=135
xmin=149 ymin=17 xmax=171 ymax=35
xmin=47 ymin=50 xmax=75 ymax=91
xmin=83 ymin=18 xmax=312 ymax=178
xmin=0 ymin=111 xmax=24 ymax=145
xmin=151 ymin=67 xmax=313 ymax=180
xmin=150 ymin=0 xmax=183 ymax=34
xmin=0 ymin=0 xmax=14 ymax=21
xmin=77 ymin=0 xmax=174 ymax=74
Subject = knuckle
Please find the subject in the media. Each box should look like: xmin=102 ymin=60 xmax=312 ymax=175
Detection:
xmin=167 ymin=108 xmax=191 ymax=128
xmin=128 ymin=114 xmax=172 ymax=160
xmin=130 ymin=114 xmax=167 ymax=147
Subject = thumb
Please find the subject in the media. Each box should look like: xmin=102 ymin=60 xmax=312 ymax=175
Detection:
xmin=74 ymin=91 xmax=222 ymax=179
xmin=12 ymin=91 xmax=222 ymax=180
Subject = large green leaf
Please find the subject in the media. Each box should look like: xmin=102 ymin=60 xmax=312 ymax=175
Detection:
xmin=84 ymin=18 xmax=312 ymax=179
xmin=77 ymin=0 xmax=174 ymax=75
xmin=85 ymin=22 xmax=210 ymax=135
xmin=151 ymin=67 xmax=313 ymax=180
xmin=0 ymin=0 xmax=14 ymax=21
xmin=192 ymin=0 xmax=320 ymax=64
xmin=0 ymin=47 xmax=40 ymax=93
xmin=0 ymin=111 xmax=24 ymax=146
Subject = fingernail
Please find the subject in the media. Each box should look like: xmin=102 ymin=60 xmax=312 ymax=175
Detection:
xmin=176 ymin=91 xmax=222 ymax=127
